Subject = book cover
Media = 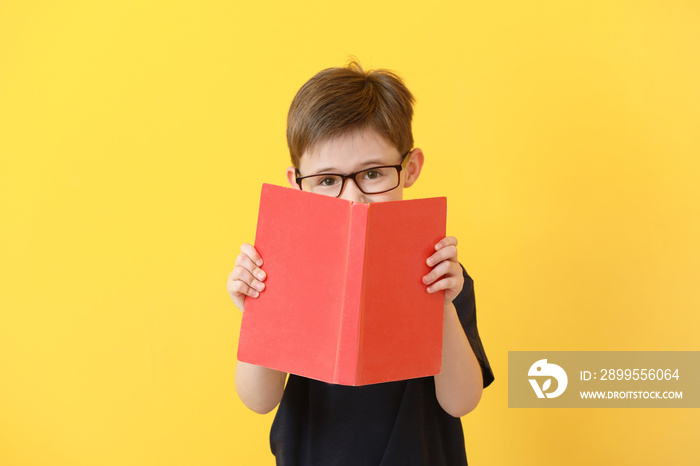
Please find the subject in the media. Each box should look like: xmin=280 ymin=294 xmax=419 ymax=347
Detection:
xmin=237 ymin=183 xmax=447 ymax=386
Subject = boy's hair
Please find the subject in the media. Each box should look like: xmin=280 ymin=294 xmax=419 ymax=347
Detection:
xmin=287 ymin=60 xmax=415 ymax=168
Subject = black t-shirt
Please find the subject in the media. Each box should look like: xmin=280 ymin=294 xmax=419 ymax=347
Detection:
xmin=270 ymin=266 xmax=494 ymax=466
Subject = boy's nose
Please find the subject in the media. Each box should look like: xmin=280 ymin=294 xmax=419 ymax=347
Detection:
xmin=339 ymin=178 xmax=369 ymax=203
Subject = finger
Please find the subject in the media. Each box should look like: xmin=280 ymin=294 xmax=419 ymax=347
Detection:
xmin=427 ymin=276 xmax=460 ymax=294
xmin=230 ymin=266 xmax=266 ymax=293
xmin=241 ymin=243 xmax=263 ymax=267
xmin=434 ymin=236 xmax=458 ymax=251
xmin=228 ymin=277 xmax=261 ymax=299
xmin=426 ymin=245 xmax=458 ymax=267
xmin=234 ymin=252 xmax=266 ymax=282
xmin=423 ymin=259 xmax=462 ymax=285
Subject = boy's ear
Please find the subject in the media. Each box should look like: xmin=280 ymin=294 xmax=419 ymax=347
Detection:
xmin=286 ymin=166 xmax=301 ymax=189
xmin=403 ymin=148 xmax=425 ymax=188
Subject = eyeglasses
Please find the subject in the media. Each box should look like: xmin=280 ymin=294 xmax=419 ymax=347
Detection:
xmin=295 ymin=151 xmax=411 ymax=198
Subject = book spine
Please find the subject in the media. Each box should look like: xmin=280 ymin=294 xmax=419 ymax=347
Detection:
xmin=333 ymin=203 xmax=369 ymax=385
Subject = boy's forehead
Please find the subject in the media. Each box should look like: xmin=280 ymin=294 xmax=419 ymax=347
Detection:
xmin=299 ymin=130 xmax=400 ymax=172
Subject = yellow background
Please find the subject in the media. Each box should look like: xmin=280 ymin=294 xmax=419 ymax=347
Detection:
xmin=1 ymin=1 xmax=698 ymax=465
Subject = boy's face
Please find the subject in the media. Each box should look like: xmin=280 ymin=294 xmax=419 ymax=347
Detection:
xmin=286 ymin=129 xmax=424 ymax=203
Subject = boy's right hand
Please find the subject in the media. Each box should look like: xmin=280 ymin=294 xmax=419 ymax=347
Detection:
xmin=227 ymin=243 xmax=266 ymax=312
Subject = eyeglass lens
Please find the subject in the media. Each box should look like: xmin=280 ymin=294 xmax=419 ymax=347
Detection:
xmin=300 ymin=166 xmax=400 ymax=197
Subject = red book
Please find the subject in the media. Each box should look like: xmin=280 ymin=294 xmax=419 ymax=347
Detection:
xmin=237 ymin=183 xmax=447 ymax=386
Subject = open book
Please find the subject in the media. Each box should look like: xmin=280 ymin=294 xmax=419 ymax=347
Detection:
xmin=237 ymin=183 xmax=447 ymax=386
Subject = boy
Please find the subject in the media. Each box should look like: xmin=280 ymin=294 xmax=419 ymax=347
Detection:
xmin=227 ymin=61 xmax=494 ymax=465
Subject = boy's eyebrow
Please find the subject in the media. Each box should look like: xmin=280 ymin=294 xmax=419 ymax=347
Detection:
xmin=310 ymin=167 xmax=339 ymax=175
xmin=310 ymin=159 xmax=392 ymax=175
xmin=358 ymin=159 xmax=390 ymax=167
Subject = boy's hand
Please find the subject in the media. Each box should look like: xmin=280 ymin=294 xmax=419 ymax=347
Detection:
xmin=423 ymin=236 xmax=463 ymax=305
xmin=227 ymin=243 xmax=266 ymax=312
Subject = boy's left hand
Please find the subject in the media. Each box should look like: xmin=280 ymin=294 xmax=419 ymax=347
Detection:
xmin=423 ymin=236 xmax=464 ymax=305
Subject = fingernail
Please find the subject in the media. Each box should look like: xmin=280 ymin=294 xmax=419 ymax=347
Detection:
xmin=256 ymin=282 xmax=265 ymax=291
xmin=257 ymin=272 xmax=265 ymax=280
xmin=256 ymin=260 xmax=263 ymax=266
xmin=426 ymin=258 xmax=434 ymax=266
xmin=252 ymin=290 xmax=260 ymax=298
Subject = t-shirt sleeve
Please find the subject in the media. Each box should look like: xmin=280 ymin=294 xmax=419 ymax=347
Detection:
xmin=452 ymin=264 xmax=495 ymax=388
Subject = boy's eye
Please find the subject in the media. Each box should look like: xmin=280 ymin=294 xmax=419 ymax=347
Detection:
xmin=317 ymin=176 xmax=339 ymax=187
xmin=363 ymin=169 xmax=384 ymax=180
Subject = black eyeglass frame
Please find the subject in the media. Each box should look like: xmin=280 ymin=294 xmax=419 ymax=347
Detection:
xmin=295 ymin=151 xmax=412 ymax=198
